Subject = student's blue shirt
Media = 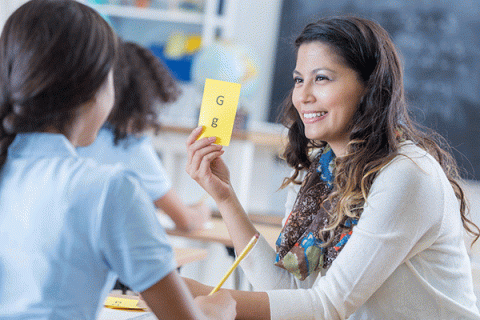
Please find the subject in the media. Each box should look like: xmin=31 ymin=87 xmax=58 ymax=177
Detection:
xmin=0 ymin=133 xmax=176 ymax=319
xmin=77 ymin=126 xmax=172 ymax=202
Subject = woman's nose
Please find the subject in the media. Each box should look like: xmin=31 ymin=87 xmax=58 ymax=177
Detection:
xmin=299 ymin=83 xmax=315 ymax=104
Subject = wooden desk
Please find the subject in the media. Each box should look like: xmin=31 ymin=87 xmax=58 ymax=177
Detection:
xmin=174 ymin=247 xmax=208 ymax=267
xmin=213 ymin=210 xmax=283 ymax=227
xmin=165 ymin=216 xmax=282 ymax=249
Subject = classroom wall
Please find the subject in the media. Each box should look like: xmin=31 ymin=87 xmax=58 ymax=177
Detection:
xmin=230 ymin=0 xmax=283 ymax=122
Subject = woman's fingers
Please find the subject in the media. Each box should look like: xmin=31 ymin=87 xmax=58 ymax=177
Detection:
xmin=185 ymin=127 xmax=230 ymax=198
xmin=188 ymin=141 xmax=222 ymax=167
xmin=186 ymin=127 xmax=206 ymax=163
xmin=197 ymin=150 xmax=224 ymax=178
xmin=186 ymin=138 xmax=223 ymax=177
xmin=188 ymin=147 xmax=223 ymax=179
xmin=186 ymin=130 xmax=218 ymax=165
xmin=186 ymin=126 xmax=204 ymax=147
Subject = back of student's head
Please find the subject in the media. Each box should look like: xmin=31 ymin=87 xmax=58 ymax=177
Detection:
xmin=0 ymin=0 xmax=117 ymax=169
xmin=108 ymin=40 xmax=181 ymax=144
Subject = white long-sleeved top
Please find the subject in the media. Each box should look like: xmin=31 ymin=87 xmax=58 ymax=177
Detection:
xmin=240 ymin=142 xmax=480 ymax=319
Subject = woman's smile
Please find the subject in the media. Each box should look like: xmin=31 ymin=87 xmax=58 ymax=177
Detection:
xmin=302 ymin=111 xmax=328 ymax=123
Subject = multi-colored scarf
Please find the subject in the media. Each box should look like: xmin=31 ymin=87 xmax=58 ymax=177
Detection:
xmin=275 ymin=145 xmax=358 ymax=280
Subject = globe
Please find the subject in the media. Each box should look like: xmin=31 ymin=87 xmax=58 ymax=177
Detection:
xmin=191 ymin=41 xmax=260 ymax=100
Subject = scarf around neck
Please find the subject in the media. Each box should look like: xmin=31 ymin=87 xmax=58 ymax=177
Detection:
xmin=275 ymin=145 xmax=358 ymax=280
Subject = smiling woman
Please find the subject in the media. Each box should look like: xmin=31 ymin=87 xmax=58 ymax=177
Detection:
xmin=183 ymin=16 xmax=480 ymax=319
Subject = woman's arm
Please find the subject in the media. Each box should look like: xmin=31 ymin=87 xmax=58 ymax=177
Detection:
xmin=185 ymin=127 xmax=260 ymax=255
xmin=141 ymin=270 xmax=236 ymax=320
xmin=155 ymin=189 xmax=211 ymax=232
xmin=185 ymin=128 xmax=312 ymax=291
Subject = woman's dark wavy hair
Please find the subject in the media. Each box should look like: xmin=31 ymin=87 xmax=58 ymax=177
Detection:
xmin=107 ymin=40 xmax=181 ymax=144
xmin=0 ymin=0 xmax=117 ymax=170
xmin=279 ymin=16 xmax=479 ymax=243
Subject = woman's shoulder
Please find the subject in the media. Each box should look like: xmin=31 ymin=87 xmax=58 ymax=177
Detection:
xmin=386 ymin=141 xmax=438 ymax=170
xmin=376 ymin=141 xmax=445 ymax=188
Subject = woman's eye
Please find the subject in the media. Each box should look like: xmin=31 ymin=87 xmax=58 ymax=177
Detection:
xmin=293 ymin=77 xmax=303 ymax=84
xmin=316 ymin=75 xmax=329 ymax=82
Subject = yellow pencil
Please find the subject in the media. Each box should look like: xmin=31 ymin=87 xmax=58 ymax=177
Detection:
xmin=208 ymin=233 xmax=260 ymax=295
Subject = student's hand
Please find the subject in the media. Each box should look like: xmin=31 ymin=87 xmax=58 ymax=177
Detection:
xmin=195 ymin=290 xmax=236 ymax=320
xmin=186 ymin=127 xmax=233 ymax=203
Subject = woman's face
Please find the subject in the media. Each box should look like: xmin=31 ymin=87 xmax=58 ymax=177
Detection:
xmin=292 ymin=41 xmax=366 ymax=156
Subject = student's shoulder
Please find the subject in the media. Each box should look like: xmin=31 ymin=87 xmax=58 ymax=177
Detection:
xmin=112 ymin=132 xmax=152 ymax=154
xmin=96 ymin=125 xmax=148 ymax=144
xmin=71 ymin=157 xmax=141 ymax=193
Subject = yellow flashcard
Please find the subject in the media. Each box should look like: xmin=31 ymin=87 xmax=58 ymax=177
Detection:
xmin=104 ymin=296 xmax=145 ymax=310
xmin=197 ymin=78 xmax=242 ymax=146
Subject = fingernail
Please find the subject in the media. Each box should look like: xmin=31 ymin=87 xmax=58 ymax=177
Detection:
xmin=208 ymin=136 xmax=216 ymax=142
xmin=195 ymin=126 xmax=203 ymax=132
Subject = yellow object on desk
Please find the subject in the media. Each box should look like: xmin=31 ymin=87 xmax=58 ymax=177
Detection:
xmin=104 ymin=296 xmax=146 ymax=310
xmin=209 ymin=233 xmax=260 ymax=295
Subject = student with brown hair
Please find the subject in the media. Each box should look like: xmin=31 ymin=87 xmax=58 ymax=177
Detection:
xmin=0 ymin=1 xmax=234 ymax=319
